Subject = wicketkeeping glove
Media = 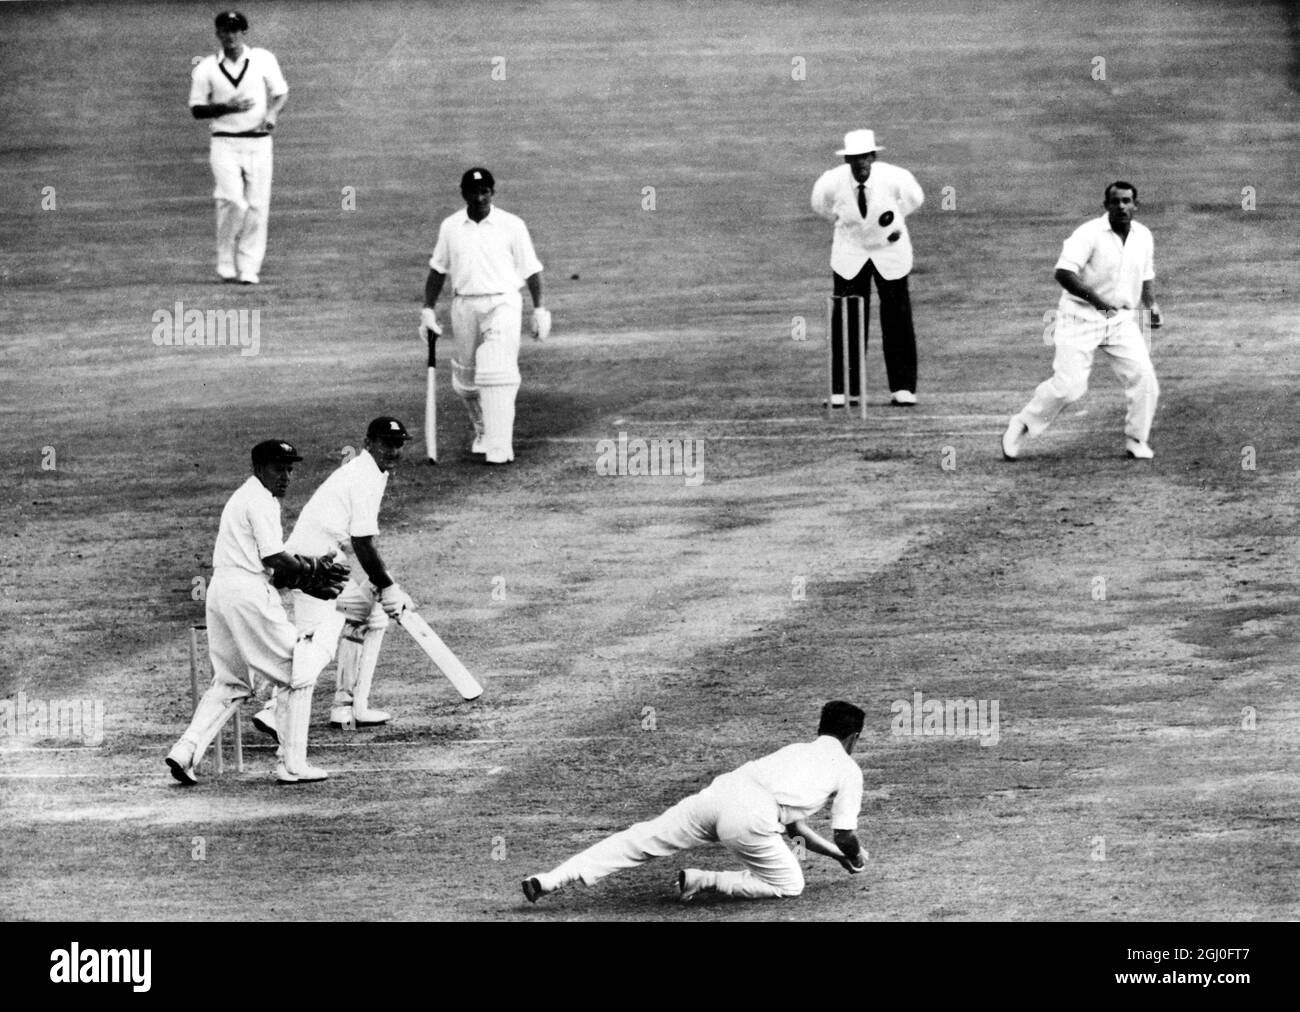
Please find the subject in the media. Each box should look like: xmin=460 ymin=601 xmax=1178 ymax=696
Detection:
xmin=273 ymin=554 xmax=349 ymax=599
xmin=378 ymin=582 xmax=416 ymax=618
xmin=531 ymin=307 xmax=551 ymax=342
xmin=419 ymin=307 xmax=442 ymax=342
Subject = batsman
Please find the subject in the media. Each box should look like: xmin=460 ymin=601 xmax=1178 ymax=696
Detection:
xmin=253 ymin=417 xmax=417 ymax=737
xmin=420 ymin=167 xmax=548 ymax=465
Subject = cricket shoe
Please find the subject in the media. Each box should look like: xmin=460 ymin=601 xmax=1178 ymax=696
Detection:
xmin=822 ymin=395 xmax=862 ymax=408
xmin=890 ymin=390 xmax=917 ymax=406
xmin=237 ymin=273 xmax=259 ymax=285
xmin=676 ymin=869 xmax=711 ymax=902
xmin=275 ymin=761 xmax=328 ymax=784
xmin=165 ymin=743 xmax=198 ymax=786
xmin=521 ymin=876 xmax=552 ymax=904
xmin=251 ymin=706 xmax=279 ymax=743
xmin=471 ymin=435 xmax=486 ymax=455
xmin=1125 ymin=438 xmax=1154 ymax=460
xmin=217 ymin=264 xmax=237 ymax=282
xmin=1001 ymin=417 xmax=1027 ymax=461
xmin=351 ymin=703 xmax=391 ymax=726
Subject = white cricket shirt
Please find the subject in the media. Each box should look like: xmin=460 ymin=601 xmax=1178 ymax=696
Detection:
xmin=733 ymin=734 xmax=864 ymax=830
xmin=211 ymin=475 xmax=285 ymax=575
xmin=189 ymin=45 xmax=288 ymax=135
xmin=429 ymin=207 xmax=544 ymax=296
xmin=1055 ymin=214 xmax=1155 ymax=312
xmin=811 ymin=161 xmax=924 ymax=281
xmin=285 ymin=450 xmax=388 ymax=560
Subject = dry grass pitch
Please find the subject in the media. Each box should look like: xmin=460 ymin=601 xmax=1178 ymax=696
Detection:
xmin=1 ymin=0 xmax=1297 ymax=924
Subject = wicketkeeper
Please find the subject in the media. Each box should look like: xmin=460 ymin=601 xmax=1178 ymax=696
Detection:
xmin=166 ymin=440 xmax=349 ymax=785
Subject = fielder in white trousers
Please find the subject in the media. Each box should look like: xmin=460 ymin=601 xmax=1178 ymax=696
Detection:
xmin=210 ymin=136 xmax=274 ymax=283
xmin=539 ymin=773 xmax=805 ymax=899
xmin=1018 ymin=305 xmax=1158 ymax=444
xmin=523 ymin=703 xmax=869 ymax=905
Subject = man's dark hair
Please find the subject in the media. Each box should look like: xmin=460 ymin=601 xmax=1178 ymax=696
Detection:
xmin=818 ymin=700 xmax=865 ymax=739
xmin=1105 ymin=181 xmax=1138 ymax=203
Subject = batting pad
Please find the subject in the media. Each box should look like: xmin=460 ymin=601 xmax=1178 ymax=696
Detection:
xmin=479 ymin=383 xmax=518 ymax=461
xmin=474 ymin=339 xmax=522 ymax=386
xmin=451 ymin=359 xmax=479 ymax=397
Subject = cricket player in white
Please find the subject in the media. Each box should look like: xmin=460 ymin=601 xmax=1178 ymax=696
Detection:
xmin=166 ymin=440 xmax=348 ymax=786
xmin=1003 ymin=181 xmax=1163 ymax=461
xmin=522 ymin=702 xmax=868 ymax=904
xmin=420 ymin=168 xmax=549 ymax=465
xmin=253 ymin=417 xmax=416 ymax=736
xmin=188 ymin=10 xmax=287 ymax=285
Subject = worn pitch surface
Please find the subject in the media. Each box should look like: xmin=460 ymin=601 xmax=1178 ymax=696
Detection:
xmin=1 ymin=0 xmax=1297 ymax=921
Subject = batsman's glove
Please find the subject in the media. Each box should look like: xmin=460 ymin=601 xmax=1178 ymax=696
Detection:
xmin=531 ymin=307 xmax=551 ymax=342
xmin=377 ymin=582 xmax=416 ymax=618
xmin=419 ymin=307 xmax=443 ymax=342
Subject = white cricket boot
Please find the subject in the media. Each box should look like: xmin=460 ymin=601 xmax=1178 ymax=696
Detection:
xmin=167 ymin=687 xmax=241 ymax=785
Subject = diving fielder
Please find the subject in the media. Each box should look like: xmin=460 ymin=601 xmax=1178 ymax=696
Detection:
xmin=188 ymin=10 xmax=287 ymax=285
xmin=522 ymin=702 xmax=868 ymax=903
xmin=253 ymin=417 xmax=416 ymax=735
xmin=420 ymin=168 xmax=549 ymax=465
xmin=1001 ymin=181 xmax=1162 ymax=461
xmin=166 ymin=440 xmax=348 ymax=785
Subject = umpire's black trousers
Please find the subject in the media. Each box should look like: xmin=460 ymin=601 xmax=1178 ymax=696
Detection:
xmin=831 ymin=261 xmax=918 ymax=398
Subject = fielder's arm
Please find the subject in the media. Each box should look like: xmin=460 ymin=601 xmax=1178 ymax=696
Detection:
xmin=190 ymin=98 xmax=254 ymax=119
xmin=526 ymin=271 xmax=543 ymax=310
xmin=788 ymin=819 xmax=865 ymax=871
xmin=261 ymin=88 xmax=288 ymax=131
xmin=1141 ymin=279 xmax=1162 ymax=327
xmin=1054 ymin=268 xmax=1117 ymax=313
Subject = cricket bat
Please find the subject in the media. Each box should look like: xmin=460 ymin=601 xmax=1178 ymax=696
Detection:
xmin=397 ymin=610 xmax=483 ymax=700
xmin=425 ymin=332 xmax=437 ymax=463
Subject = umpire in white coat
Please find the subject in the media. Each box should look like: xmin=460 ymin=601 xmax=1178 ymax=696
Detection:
xmin=812 ymin=129 xmax=924 ymax=406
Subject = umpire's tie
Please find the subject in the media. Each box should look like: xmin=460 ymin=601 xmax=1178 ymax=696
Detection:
xmin=857 ymin=183 xmax=867 ymax=218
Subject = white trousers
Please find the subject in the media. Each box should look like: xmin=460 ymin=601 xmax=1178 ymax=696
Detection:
xmin=204 ymin=570 xmax=296 ymax=699
xmin=210 ymin=135 xmax=273 ymax=279
xmin=451 ymin=293 xmax=522 ymax=460
xmin=1017 ymin=305 xmax=1158 ymax=443
xmin=546 ymin=773 xmax=805 ymax=899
